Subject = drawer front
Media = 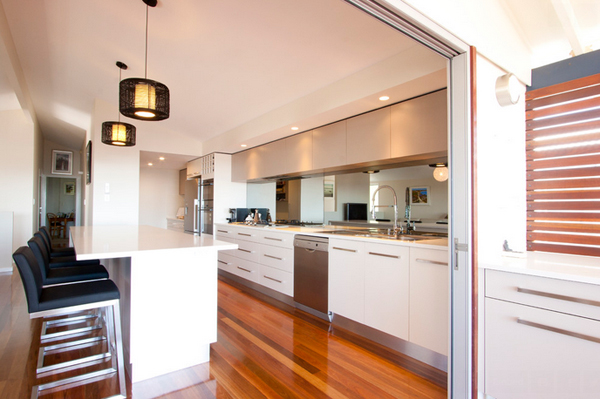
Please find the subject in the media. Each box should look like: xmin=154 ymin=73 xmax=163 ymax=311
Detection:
xmin=231 ymin=258 xmax=260 ymax=283
xmin=260 ymin=265 xmax=293 ymax=296
xmin=232 ymin=240 xmax=260 ymax=263
xmin=330 ymin=238 xmax=364 ymax=254
xmin=365 ymin=242 xmax=409 ymax=261
xmin=215 ymin=225 xmax=238 ymax=239
xmin=259 ymin=230 xmax=294 ymax=249
xmin=486 ymin=269 xmax=600 ymax=321
xmin=234 ymin=228 xmax=261 ymax=243
xmin=485 ymin=297 xmax=600 ymax=399
xmin=217 ymin=252 xmax=237 ymax=274
xmin=260 ymin=245 xmax=293 ymax=273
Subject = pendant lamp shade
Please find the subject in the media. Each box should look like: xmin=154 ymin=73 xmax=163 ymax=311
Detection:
xmin=102 ymin=122 xmax=136 ymax=146
xmin=119 ymin=0 xmax=170 ymax=121
xmin=119 ymin=78 xmax=169 ymax=120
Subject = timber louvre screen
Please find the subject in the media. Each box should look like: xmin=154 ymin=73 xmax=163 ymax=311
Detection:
xmin=526 ymin=73 xmax=600 ymax=257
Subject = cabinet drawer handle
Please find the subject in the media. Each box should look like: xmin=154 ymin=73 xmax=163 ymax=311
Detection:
xmin=238 ymin=248 xmax=252 ymax=253
xmin=264 ymin=275 xmax=283 ymax=284
xmin=218 ymin=260 xmax=229 ymax=265
xmin=264 ymin=237 xmax=283 ymax=242
xmin=416 ymin=258 xmax=448 ymax=266
xmin=368 ymin=252 xmax=399 ymax=259
xmin=264 ymin=254 xmax=283 ymax=261
xmin=517 ymin=288 xmax=600 ymax=308
xmin=517 ymin=318 xmax=600 ymax=344
xmin=237 ymin=266 xmax=252 ymax=273
xmin=238 ymin=233 xmax=252 ymax=237
xmin=332 ymin=246 xmax=357 ymax=253
xmin=217 ymin=230 xmax=229 ymax=234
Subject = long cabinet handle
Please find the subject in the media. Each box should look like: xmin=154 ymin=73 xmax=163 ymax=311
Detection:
xmin=416 ymin=258 xmax=448 ymax=266
xmin=517 ymin=318 xmax=600 ymax=344
xmin=332 ymin=246 xmax=357 ymax=253
xmin=368 ymin=252 xmax=399 ymax=259
xmin=238 ymin=248 xmax=252 ymax=253
xmin=237 ymin=266 xmax=252 ymax=273
xmin=218 ymin=260 xmax=229 ymax=265
xmin=264 ymin=254 xmax=283 ymax=261
xmin=238 ymin=233 xmax=252 ymax=237
xmin=517 ymin=287 xmax=600 ymax=308
xmin=264 ymin=237 xmax=283 ymax=242
xmin=264 ymin=275 xmax=283 ymax=284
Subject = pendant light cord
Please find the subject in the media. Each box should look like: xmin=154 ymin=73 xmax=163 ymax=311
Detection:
xmin=144 ymin=4 xmax=149 ymax=79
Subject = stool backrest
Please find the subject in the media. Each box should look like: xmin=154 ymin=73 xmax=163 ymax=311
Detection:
xmin=12 ymin=246 xmax=43 ymax=313
xmin=27 ymin=236 xmax=52 ymax=280
xmin=35 ymin=231 xmax=52 ymax=255
xmin=39 ymin=226 xmax=52 ymax=245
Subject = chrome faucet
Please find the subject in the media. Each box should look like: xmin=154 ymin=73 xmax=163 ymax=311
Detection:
xmin=371 ymin=185 xmax=399 ymax=235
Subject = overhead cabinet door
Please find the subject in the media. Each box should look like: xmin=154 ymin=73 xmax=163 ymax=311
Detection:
xmin=390 ymin=89 xmax=447 ymax=159
xmin=312 ymin=121 xmax=347 ymax=170
xmin=346 ymin=107 xmax=391 ymax=165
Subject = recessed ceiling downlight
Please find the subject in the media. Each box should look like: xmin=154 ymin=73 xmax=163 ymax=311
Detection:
xmin=379 ymin=96 xmax=390 ymax=101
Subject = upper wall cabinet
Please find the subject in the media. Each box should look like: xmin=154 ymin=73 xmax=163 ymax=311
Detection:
xmin=390 ymin=89 xmax=447 ymax=159
xmin=232 ymin=148 xmax=258 ymax=181
xmin=186 ymin=157 xmax=202 ymax=179
xmin=284 ymin=131 xmax=312 ymax=174
xmin=346 ymin=107 xmax=391 ymax=165
xmin=260 ymin=139 xmax=288 ymax=178
xmin=312 ymin=121 xmax=346 ymax=170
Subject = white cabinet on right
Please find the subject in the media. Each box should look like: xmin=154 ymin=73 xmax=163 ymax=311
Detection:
xmin=329 ymin=238 xmax=365 ymax=323
xmin=485 ymin=270 xmax=600 ymax=399
xmin=409 ymin=247 xmax=449 ymax=355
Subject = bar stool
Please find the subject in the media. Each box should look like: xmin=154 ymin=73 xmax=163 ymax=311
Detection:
xmin=39 ymin=226 xmax=76 ymax=258
xmin=12 ymin=246 xmax=126 ymax=399
xmin=28 ymin=236 xmax=108 ymax=286
xmin=28 ymin=235 xmax=100 ymax=269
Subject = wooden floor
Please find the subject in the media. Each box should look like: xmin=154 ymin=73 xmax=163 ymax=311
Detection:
xmin=0 ymin=270 xmax=447 ymax=398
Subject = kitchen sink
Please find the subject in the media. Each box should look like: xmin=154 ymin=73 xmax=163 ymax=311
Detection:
xmin=314 ymin=229 xmax=446 ymax=241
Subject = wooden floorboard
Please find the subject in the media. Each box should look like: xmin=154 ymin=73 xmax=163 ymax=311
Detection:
xmin=0 ymin=269 xmax=447 ymax=398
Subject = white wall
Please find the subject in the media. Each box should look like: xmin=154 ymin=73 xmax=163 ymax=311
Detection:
xmin=139 ymin=168 xmax=183 ymax=229
xmin=247 ymin=182 xmax=276 ymax=219
xmin=324 ymin=172 xmax=371 ymax=224
xmin=476 ymin=55 xmax=527 ymax=260
xmin=301 ymin=176 xmax=324 ymax=223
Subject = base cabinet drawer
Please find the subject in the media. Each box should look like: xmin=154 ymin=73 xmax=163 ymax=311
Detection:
xmin=259 ymin=265 xmax=293 ymax=296
xmin=231 ymin=258 xmax=260 ymax=284
xmin=260 ymin=245 xmax=293 ymax=273
xmin=485 ymin=298 xmax=600 ymax=399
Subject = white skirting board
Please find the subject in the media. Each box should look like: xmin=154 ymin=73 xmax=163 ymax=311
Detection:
xmin=0 ymin=212 xmax=13 ymax=273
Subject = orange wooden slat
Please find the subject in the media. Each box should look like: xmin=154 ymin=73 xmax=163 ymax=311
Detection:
xmin=526 ymin=189 xmax=600 ymax=200
xmin=526 ymin=73 xmax=600 ymax=101
xmin=525 ymin=119 xmax=600 ymax=141
xmin=527 ymin=241 xmax=600 ymax=257
xmin=526 ymin=177 xmax=600 ymax=190
xmin=526 ymin=221 xmax=600 ymax=234
xmin=526 ymin=108 xmax=600 ymax=130
xmin=526 ymin=131 xmax=600 ymax=152
xmin=526 ymin=95 xmax=600 ymax=121
xmin=526 ymin=143 xmax=600 ymax=160
xmin=526 ymin=154 xmax=600 ymax=171
xmin=527 ymin=211 xmax=600 ymax=222
xmin=526 ymin=84 xmax=600 ymax=111
xmin=527 ymin=231 xmax=600 ymax=246
xmin=526 ymin=165 xmax=600 ymax=181
xmin=527 ymin=200 xmax=600 ymax=211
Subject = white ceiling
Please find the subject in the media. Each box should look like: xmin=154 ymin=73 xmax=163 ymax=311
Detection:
xmin=1 ymin=0 xmax=598 ymax=169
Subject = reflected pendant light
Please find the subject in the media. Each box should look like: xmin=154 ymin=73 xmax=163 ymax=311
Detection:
xmin=119 ymin=0 xmax=169 ymax=121
xmin=430 ymin=163 xmax=449 ymax=182
xmin=102 ymin=62 xmax=137 ymax=146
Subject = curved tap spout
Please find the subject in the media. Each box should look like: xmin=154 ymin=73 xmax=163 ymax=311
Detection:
xmin=371 ymin=185 xmax=399 ymax=233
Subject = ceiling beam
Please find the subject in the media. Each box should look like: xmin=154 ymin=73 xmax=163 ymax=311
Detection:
xmin=550 ymin=0 xmax=584 ymax=56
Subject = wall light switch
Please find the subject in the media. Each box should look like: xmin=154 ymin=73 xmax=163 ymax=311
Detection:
xmin=105 ymin=183 xmax=110 ymax=194
xmin=104 ymin=194 xmax=110 ymax=202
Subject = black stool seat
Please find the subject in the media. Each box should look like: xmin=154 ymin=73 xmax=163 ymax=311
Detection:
xmin=37 ymin=279 xmax=119 ymax=312
xmin=39 ymin=226 xmax=76 ymax=258
xmin=28 ymin=236 xmax=108 ymax=286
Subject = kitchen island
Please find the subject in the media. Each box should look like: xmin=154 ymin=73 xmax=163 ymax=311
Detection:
xmin=69 ymin=225 xmax=237 ymax=384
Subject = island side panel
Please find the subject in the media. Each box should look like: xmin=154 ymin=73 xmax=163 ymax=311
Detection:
xmin=128 ymin=248 xmax=218 ymax=383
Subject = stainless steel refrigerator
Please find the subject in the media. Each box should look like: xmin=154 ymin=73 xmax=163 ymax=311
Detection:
xmin=200 ymin=179 xmax=214 ymax=235
xmin=183 ymin=178 xmax=199 ymax=234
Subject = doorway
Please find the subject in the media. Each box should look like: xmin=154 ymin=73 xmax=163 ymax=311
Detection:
xmin=42 ymin=176 xmax=81 ymax=238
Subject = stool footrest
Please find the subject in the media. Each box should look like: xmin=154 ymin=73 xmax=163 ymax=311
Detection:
xmin=37 ymin=336 xmax=107 ymax=376
xmin=31 ymin=367 xmax=117 ymax=399
xmin=37 ymin=351 xmax=112 ymax=378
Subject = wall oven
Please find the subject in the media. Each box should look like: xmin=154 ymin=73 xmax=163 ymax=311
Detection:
xmin=200 ymin=179 xmax=213 ymax=235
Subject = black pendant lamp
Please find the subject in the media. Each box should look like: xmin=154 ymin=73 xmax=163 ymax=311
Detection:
xmin=102 ymin=62 xmax=137 ymax=146
xmin=119 ymin=0 xmax=169 ymax=121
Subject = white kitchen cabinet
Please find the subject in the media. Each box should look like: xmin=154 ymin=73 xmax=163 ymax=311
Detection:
xmin=346 ymin=107 xmax=391 ymax=165
xmin=284 ymin=131 xmax=312 ymax=174
xmin=312 ymin=121 xmax=347 ymax=170
xmin=259 ymin=245 xmax=293 ymax=273
xmin=258 ymin=230 xmax=294 ymax=249
xmin=485 ymin=270 xmax=600 ymax=399
xmin=409 ymin=247 xmax=449 ymax=355
xmin=364 ymin=243 xmax=409 ymax=340
xmin=329 ymin=238 xmax=365 ymax=323
xmin=259 ymin=264 xmax=293 ymax=296
xmin=390 ymin=89 xmax=447 ymax=159
xmin=232 ymin=148 xmax=262 ymax=181
xmin=186 ymin=157 xmax=202 ymax=179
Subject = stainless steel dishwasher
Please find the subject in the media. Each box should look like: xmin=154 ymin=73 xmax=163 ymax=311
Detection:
xmin=293 ymin=235 xmax=331 ymax=321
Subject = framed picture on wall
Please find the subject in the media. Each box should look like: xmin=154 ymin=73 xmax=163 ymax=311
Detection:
xmin=52 ymin=150 xmax=72 ymax=175
xmin=86 ymin=141 xmax=92 ymax=185
xmin=64 ymin=182 xmax=75 ymax=195
xmin=410 ymin=186 xmax=430 ymax=205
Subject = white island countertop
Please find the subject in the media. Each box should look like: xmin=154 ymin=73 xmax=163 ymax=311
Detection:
xmin=70 ymin=225 xmax=236 ymax=261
